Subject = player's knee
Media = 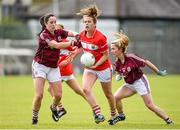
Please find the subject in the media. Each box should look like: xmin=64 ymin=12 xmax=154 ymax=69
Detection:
xmin=114 ymin=95 xmax=118 ymax=101
xmin=53 ymin=92 xmax=62 ymax=99
xmin=145 ymin=102 xmax=154 ymax=110
xmin=104 ymin=92 xmax=113 ymax=99
xmin=114 ymin=94 xmax=122 ymax=101
xmin=83 ymin=88 xmax=90 ymax=95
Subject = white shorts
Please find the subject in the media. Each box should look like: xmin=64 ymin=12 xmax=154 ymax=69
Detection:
xmin=84 ymin=68 xmax=112 ymax=83
xmin=60 ymin=74 xmax=74 ymax=81
xmin=32 ymin=60 xmax=61 ymax=82
xmin=124 ymin=74 xmax=151 ymax=95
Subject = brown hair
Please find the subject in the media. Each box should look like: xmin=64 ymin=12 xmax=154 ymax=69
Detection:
xmin=76 ymin=4 xmax=101 ymax=24
xmin=111 ymin=32 xmax=129 ymax=53
xmin=38 ymin=13 xmax=55 ymax=36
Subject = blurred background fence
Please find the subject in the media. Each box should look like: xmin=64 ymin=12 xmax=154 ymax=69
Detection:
xmin=0 ymin=0 xmax=180 ymax=75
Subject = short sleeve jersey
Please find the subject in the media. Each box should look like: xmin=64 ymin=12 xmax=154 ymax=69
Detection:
xmin=34 ymin=28 xmax=68 ymax=68
xmin=58 ymin=45 xmax=76 ymax=76
xmin=80 ymin=29 xmax=110 ymax=70
xmin=114 ymin=53 xmax=146 ymax=84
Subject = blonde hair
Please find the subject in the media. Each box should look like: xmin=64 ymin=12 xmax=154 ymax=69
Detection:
xmin=56 ymin=24 xmax=64 ymax=29
xmin=111 ymin=32 xmax=129 ymax=53
xmin=76 ymin=4 xmax=101 ymax=23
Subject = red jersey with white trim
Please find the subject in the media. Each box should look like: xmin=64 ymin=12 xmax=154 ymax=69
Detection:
xmin=34 ymin=28 xmax=68 ymax=68
xmin=114 ymin=53 xmax=146 ymax=84
xmin=80 ymin=29 xmax=110 ymax=70
xmin=58 ymin=46 xmax=76 ymax=76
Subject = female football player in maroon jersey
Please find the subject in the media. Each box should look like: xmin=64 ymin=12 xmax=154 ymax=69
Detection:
xmin=31 ymin=13 xmax=80 ymax=125
xmin=110 ymin=32 xmax=173 ymax=125
xmin=76 ymin=4 xmax=120 ymax=125
xmin=48 ymin=24 xmax=86 ymax=121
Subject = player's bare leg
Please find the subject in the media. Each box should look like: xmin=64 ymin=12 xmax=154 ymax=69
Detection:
xmin=32 ymin=77 xmax=46 ymax=124
xmin=114 ymin=85 xmax=136 ymax=122
xmin=82 ymin=71 xmax=105 ymax=124
xmin=49 ymin=81 xmax=62 ymax=122
xmin=101 ymin=81 xmax=120 ymax=125
xmin=66 ymin=78 xmax=86 ymax=100
xmin=142 ymin=94 xmax=173 ymax=125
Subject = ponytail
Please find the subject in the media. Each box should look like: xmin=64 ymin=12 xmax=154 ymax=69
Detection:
xmin=38 ymin=15 xmax=46 ymax=36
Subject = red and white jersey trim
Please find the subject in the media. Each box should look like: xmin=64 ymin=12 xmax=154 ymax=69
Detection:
xmin=81 ymin=41 xmax=99 ymax=50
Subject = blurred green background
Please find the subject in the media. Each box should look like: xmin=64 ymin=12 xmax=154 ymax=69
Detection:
xmin=0 ymin=0 xmax=180 ymax=75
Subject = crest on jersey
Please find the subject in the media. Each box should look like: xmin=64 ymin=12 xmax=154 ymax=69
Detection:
xmin=91 ymin=45 xmax=98 ymax=50
xmin=127 ymin=67 xmax=131 ymax=72
xmin=58 ymin=36 xmax=62 ymax=41
xmin=45 ymin=38 xmax=50 ymax=43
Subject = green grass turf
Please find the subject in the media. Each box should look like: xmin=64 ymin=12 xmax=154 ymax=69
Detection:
xmin=0 ymin=74 xmax=180 ymax=129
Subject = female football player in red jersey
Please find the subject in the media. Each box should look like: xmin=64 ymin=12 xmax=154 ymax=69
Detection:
xmin=76 ymin=4 xmax=120 ymax=125
xmin=48 ymin=24 xmax=86 ymax=120
xmin=31 ymin=13 xmax=81 ymax=125
xmin=110 ymin=32 xmax=173 ymax=125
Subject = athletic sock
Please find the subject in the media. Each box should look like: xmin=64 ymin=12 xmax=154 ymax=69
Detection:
xmin=118 ymin=112 xmax=125 ymax=117
xmin=57 ymin=102 xmax=64 ymax=111
xmin=110 ymin=109 xmax=117 ymax=117
xmin=92 ymin=105 xmax=101 ymax=116
xmin=51 ymin=103 xmax=57 ymax=111
xmin=32 ymin=109 xmax=38 ymax=120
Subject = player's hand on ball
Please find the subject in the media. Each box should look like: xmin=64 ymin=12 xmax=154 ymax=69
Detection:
xmin=157 ymin=70 xmax=167 ymax=76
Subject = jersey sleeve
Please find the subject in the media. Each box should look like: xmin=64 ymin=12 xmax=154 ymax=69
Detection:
xmin=56 ymin=29 xmax=68 ymax=39
xmin=99 ymin=35 xmax=108 ymax=53
xmin=128 ymin=53 xmax=146 ymax=67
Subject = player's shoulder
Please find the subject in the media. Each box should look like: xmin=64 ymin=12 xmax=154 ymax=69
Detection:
xmin=80 ymin=30 xmax=85 ymax=36
xmin=126 ymin=53 xmax=145 ymax=62
xmin=96 ymin=29 xmax=106 ymax=38
xmin=39 ymin=30 xmax=50 ymax=40
xmin=94 ymin=29 xmax=107 ymax=43
xmin=126 ymin=53 xmax=137 ymax=58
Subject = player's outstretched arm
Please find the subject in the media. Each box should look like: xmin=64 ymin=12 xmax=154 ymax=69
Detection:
xmin=145 ymin=60 xmax=167 ymax=76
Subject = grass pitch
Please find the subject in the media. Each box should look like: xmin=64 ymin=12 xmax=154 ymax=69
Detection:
xmin=0 ymin=74 xmax=180 ymax=129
